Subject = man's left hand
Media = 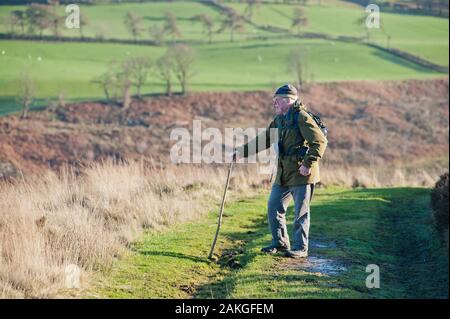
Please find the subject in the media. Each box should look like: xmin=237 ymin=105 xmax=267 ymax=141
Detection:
xmin=299 ymin=165 xmax=311 ymax=176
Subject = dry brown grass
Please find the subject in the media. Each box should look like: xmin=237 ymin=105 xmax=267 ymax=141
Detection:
xmin=321 ymin=160 xmax=449 ymax=188
xmin=0 ymin=159 xmax=266 ymax=298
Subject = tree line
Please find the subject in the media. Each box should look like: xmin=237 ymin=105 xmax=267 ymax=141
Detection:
xmin=2 ymin=2 xmax=88 ymax=38
xmin=17 ymin=43 xmax=312 ymax=119
xmin=92 ymin=44 xmax=196 ymax=110
xmin=17 ymin=44 xmax=195 ymax=119
xmin=2 ymin=1 xmax=311 ymax=43
xmin=123 ymin=8 xmax=247 ymax=44
xmin=2 ymin=4 xmax=246 ymax=43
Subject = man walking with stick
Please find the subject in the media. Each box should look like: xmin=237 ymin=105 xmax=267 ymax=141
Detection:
xmin=233 ymin=84 xmax=328 ymax=258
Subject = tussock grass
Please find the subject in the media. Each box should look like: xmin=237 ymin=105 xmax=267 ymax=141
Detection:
xmin=321 ymin=162 xmax=448 ymax=188
xmin=0 ymin=160 xmax=265 ymax=298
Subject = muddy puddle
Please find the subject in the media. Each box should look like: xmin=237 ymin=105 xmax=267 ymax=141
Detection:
xmin=283 ymin=256 xmax=347 ymax=275
xmin=282 ymin=240 xmax=346 ymax=276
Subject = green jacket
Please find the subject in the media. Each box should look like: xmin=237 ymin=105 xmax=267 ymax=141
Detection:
xmin=237 ymin=102 xmax=328 ymax=186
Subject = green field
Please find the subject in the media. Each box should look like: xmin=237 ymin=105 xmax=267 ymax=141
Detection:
xmin=0 ymin=38 xmax=442 ymax=114
xmin=88 ymin=187 xmax=448 ymax=299
xmin=0 ymin=1 xmax=447 ymax=63
xmin=229 ymin=2 xmax=449 ymax=65
xmin=0 ymin=0 xmax=448 ymax=115
xmin=0 ymin=2 xmax=271 ymax=42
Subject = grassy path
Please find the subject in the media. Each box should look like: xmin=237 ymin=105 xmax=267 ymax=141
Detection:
xmin=87 ymin=187 xmax=448 ymax=299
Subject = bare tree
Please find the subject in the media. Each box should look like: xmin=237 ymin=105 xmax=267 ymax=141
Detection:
xmin=164 ymin=12 xmax=181 ymax=42
xmin=2 ymin=13 xmax=19 ymax=34
xmin=129 ymin=56 xmax=153 ymax=99
xmin=36 ymin=10 xmax=52 ymax=38
xmin=288 ymin=46 xmax=309 ymax=88
xmin=26 ymin=4 xmax=52 ymax=38
xmin=94 ymin=57 xmax=151 ymax=106
xmin=243 ymin=0 xmax=261 ymax=20
xmin=38 ymin=1 xmax=63 ymax=38
xmin=291 ymin=7 xmax=308 ymax=35
xmin=124 ymin=11 xmax=142 ymax=42
xmin=92 ymin=68 xmax=116 ymax=102
xmin=155 ymin=54 xmax=175 ymax=96
xmin=149 ymin=24 xmax=165 ymax=45
xmin=116 ymin=59 xmax=134 ymax=109
xmin=169 ymin=45 xmax=195 ymax=95
xmin=11 ymin=10 xmax=27 ymax=34
xmin=48 ymin=9 xmax=63 ymax=37
xmin=191 ymin=13 xmax=214 ymax=44
xmin=218 ymin=8 xmax=245 ymax=42
xmin=17 ymin=73 xmax=35 ymax=119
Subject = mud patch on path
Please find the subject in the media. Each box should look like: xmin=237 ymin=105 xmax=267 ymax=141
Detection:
xmin=280 ymin=240 xmax=346 ymax=276
xmin=282 ymin=256 xmax=347 ymax=276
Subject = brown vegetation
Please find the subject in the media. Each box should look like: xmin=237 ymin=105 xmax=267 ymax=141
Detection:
xmin=1 ymin=78 xmax=448 ymax=184
xmin=0 ymin=160 xmax=267 ymax=298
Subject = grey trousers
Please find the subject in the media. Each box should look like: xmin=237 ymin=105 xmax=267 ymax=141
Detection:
xmin=267 ymin=183 xmax=315 ymax=251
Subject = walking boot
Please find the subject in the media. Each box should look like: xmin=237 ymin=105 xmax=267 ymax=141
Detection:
xmin=261 ymin=244 xmax=290 ymax=254
xmin=285 ymin=249 xmax=308 ymax=258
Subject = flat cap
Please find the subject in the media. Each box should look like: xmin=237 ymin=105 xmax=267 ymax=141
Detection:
xmin=274 ymin=84 xmax=298 ymax=99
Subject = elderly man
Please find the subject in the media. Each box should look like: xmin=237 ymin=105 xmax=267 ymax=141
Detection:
xmin=233 ymin=84 xmax=327 ymax=258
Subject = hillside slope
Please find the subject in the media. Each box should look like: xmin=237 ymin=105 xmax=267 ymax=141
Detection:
xmin=1 ymin=78 xmax=448 ymax=178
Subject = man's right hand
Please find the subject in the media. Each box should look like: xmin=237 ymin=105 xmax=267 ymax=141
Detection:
xmin=299 ymin=164 xmax=311 ymax=176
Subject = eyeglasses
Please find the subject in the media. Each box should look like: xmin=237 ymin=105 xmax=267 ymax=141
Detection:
xmin=272 ymin=97 xmax=287 ymax=105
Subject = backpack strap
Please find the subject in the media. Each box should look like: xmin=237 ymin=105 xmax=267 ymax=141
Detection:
xmin=295 ymin=100 xmax=328 ymax=138
xmin=277 ymin=108 xmax=308 ymax=159
xmin=294 ymin=110 xmax=300 ymax=133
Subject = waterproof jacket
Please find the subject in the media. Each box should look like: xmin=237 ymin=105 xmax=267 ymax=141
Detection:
xmin=236 ymin=102 xmax=328 ymax=185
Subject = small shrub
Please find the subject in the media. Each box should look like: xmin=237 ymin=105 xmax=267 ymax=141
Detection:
xmin=430 ymin=172 xmax=449 ymax=243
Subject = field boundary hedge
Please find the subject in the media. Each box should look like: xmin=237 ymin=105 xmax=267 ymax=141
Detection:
xmin=368 ymin=43 xmax=449 ymax=73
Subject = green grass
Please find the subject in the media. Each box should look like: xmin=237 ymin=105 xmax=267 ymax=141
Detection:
xmin=0 ymin=2 xmax=270 ymax=42
xmin=229 ymin=2 xmax=449 ymax=66
xmin=0 ymin=38 xmax=442 ymax=112
xmin=0 ymin=0 xmax=448 ymax=115
xmin=88 ymin=186 xmax=448 ymax=299
xmin=0 ymin=1 xmax=447 ymax=64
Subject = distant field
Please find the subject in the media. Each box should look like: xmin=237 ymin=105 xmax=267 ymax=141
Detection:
xmin=0 ymin=0 xmax=448 ymax=114
xmin=0 ymin=2 xmax=271 ymax=42
xmin=0 ymin=38 xmax=442 ymax=111
xmin=0 ymin=1 xmax=448 ymax=65
xmin=228 ymin=2 xmax=449 ymax=65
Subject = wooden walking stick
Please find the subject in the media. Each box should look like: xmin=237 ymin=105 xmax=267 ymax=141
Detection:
xmin=208 ymin=161 xmax=234 ymax=260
